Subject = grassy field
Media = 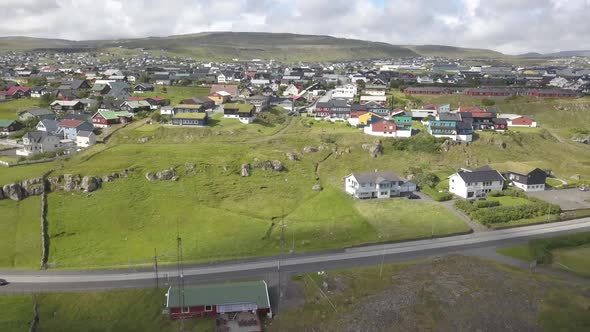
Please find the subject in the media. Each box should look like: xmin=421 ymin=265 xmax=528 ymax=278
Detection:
xmin=133 ymin=86 xmax=210 ymax=105
xmin=0 ymin=289 xmax=214 ymax=332
xmin=0 ymin=99 xmax=41 ymax=120
xmin=0 ymin=197 xmax=42 ymax=269
xmin=271 ymin=255 xmax=590 ymax=331
xmin=496 ymin=244 xmax=533 ymax=261
xmin=552 ymin=245 xmax=590 ymax=277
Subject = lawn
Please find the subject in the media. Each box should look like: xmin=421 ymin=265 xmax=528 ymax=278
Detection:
xmin=496 ymin=244 xmax=533 ymax=261
xmin=552 ymin=245 xmax=590 ymax=277
xmin=487 ymin=196 xmax=533 ymax=207
xmin=0 ymin=197 xmax=42 ymax=269
xmin=0 ymin=289 xmax=214 ymax=332
xmin=0 ymin=98 xmax=41 ymax=120
xmin=133 ymin=86 xmax=210 ymax=105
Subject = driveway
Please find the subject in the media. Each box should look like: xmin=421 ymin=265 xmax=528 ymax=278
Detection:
xmin=529 ymin=188 xmax=590 ymax=210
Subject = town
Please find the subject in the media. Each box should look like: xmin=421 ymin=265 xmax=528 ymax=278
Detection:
xmin=0 ymin=31 xmax=590 ymax=332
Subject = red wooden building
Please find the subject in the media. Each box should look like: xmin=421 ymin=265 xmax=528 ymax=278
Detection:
xmin=166 ymin=280 xmax=272 ymax=320
xmin=526 ymin=89 xmax=578 ymax=98
xmin=464 ymin=88 xmax=512 ymax=97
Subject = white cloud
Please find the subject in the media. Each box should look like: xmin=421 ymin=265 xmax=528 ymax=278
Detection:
xmin=0 ymin=0 xmax=588 ymax=54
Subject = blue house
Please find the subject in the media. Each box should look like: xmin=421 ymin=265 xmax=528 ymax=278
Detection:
xmin=56 ymin=119 xmax=94 ymax=140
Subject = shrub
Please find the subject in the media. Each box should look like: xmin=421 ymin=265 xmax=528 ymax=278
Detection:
xmin=391 ymin=134 xmax=447 ymax=153
xmin=475 ymin=200 xmax=500 ymax=208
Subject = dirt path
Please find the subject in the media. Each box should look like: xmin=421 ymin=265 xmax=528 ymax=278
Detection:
xmin=440 ymin=200 xmax=489 ymax=233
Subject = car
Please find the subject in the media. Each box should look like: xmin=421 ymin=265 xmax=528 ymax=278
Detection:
xmin=407 ymin=194 xmax=420 ymax=199
xmin=0 ymin=279 xmax=8 ymax=286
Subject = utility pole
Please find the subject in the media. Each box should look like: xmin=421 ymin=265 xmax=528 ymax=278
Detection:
xmin=154 ymin=248 xmax=159 ymax=289
xmin=176 ymin=222 xmax=185 ymax=330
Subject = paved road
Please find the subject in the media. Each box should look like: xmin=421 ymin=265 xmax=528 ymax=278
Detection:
xmin=1 ymin=218 xmax=590 ymax=294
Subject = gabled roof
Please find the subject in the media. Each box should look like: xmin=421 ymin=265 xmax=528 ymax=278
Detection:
xmin=455 ymin=167 xmax=504 ymax=183
xmin=173 ymin=112 xmax=207 ymax=119
xmin=224 ymin=103 xmax=255 ymax=114
xmin=0 ymin=119 xmax=17 ymax=128
xmin=38 ymin=119 xmax=58 ymax=132
xmin=166 ymin=281 xmax=270 ymax=309
xmin=20 ymin=109 xmax=53 ymax=117
xmin=57 ymin=119 xmax=86 ymax=128
xmin=23 ymin=131 xmax=50 ymax=142
xmin=77 ymin=130 xmax=95 ymax=138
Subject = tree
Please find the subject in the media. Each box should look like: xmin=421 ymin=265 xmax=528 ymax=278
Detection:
xmin=356 ymin=80 xmax=366 ymax=91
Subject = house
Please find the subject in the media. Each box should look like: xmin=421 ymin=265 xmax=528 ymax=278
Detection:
xmin=208 ymin=91 xmax=231 ymax=105
xmin=172 ymin=104 xmax=206 ymax=114
xmin=76 ymin=131 xmax=96 ymax=148
xmin=133 ymin=83 xmax=154 ymax=94
xmin=449 ymin=166 xmax=505 ymax=199
xmin=224 ymin=103 xmax=256 ymax=124
xmin=465 ymin=88 xmax=512 ymax=97
xmin=210 ymin=84 xmax=238 ymax=97
xmin=1 ymin=86 xmax=30 ymax=99
xmin=332 ymin=84 xmax=357 ymax=99
xmin=0 ymin=120 xmax=23 ymax=136
xmin=50 ymin=100 xmax=84 ymax=112
xmin=498 ymin=114 xmax=537 ymax=128
xmin=404 ymin=87 xmax=451 ymax=95
xmin=120 ymin=100 xmax=152 ymax=113
xmin=282 ymin=84 xmax=300 ymax=97
xmin=344 ymin=171 xmax=416 ymax=199
xmin=364 ymin=119 xmax=397 ymax=137
xmin=245 ymin=95 xmax=270 ymax=112
xmin=91 ymin=110 xmax=133 ymax=128
xmin=526 ymin=89 xmax=578 ymax=98
xmin=91 ymin=83 xmax=111 ymax=96
xmin=364 ymin=84 xmax=387 ymax=96
xmin=165 ymin=280 xmax=272 ymax=320
xmin=172 ymin=112 xmax=208 ymax=126
xmin=180 ymin=97 xmax=215 ymax=110
xmin=30 ymin=86 xmax=50 ymax=98
xmin=360 ymin=95 xmax=387 ymax=105
xmin=36 ymin=119 xmax=58 ymax=133
xmin=160 ymin=106 xmax=174 ymax=116
xmin=16 ymin=131 xmax=61 ymax=157
xmin=18 ymin=109 xmax=55 ymax=121
xmin=428 ymin=115 xmax=473 ymax=142
xmin=507 ymin=167 xmax=547 ymax=192
xmin=315 ymin=99 xmax=351 ymax=120
xmin=56 ymin=119 xmax=94 ymax=140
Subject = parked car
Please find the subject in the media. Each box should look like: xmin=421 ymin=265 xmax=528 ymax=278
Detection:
xmin=407 ymin=194 xmax=420 ymax=199
xmin=579 ymin=186 xmax=589 ymax=191
xmin=0 ymin=279 xmax=8 ymax=286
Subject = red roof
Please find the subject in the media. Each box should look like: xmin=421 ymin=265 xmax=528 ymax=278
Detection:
xmin=350 ymin=110 xmax=368 ymax=118
xmin=148 ymin=96 xmax=166 ymax=101
xmin=459 ymin=106 xmax=483 ymax=113
xmin=372 ymin=120 xmax=397 ymax=133
xmin=471 ymin=112 xmax=495 ymax=118
xmin=422 ymin=104 xmax=438 ymax=110
xmin=5 ymin=86 xmax=30 ymax=96
xmin=57 ymin=119 xmax=85 ymax=128
xmin=127 ymin=96 xmax=145 ymax=101
xmin=210 ymin=84 xmax=238 ymax=96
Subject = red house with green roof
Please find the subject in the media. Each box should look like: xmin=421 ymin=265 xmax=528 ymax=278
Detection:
xmin=91 ymin=110 xmax=134 ymax=128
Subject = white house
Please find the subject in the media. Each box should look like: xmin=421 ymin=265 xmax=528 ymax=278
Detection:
xmin=344 ymin=171 xmax=416 ymax=199
xmin=449 ymin=166 xmax=505 ymax=199
xmin=360 ymin=95 xmax=387 ymax=105
xmin=217 ymin=73 xmax=227 ymax=84
xmin=507 ymin=167 xmax=547 ymax=192
xmin=332 ymin=84 xmax=357 ymax=99
xmin=498 ymin=114 xmax=537 ymax=128
xmin=16 ymin=131 xmax=61 ymax=157
xmin=160 ymin=106 xmax=174 ymax=116
xmin=282 ymin=84 xmax=300 ymax=97
xmin=364 ymin=85 xmax=386 ymax=96
xmin=36 ymin=119 xmax=58 ymax=134
xmin=76 ymin=131 xmax=96 ymax=148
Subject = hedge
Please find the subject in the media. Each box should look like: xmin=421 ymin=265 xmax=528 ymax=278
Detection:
xmin=475 ymin=200 xmax=500 ymax=208
xmin=454 ymin=199 xmax=560 ymax=225
xmin=529 ymin=232 xmax=590 ymax=264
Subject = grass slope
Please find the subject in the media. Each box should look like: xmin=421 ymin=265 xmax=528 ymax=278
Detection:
xmin=0 ymin=197 xmax=41 ymax=269
xmin=0 ymin=99 xmax=42 ymax=120
xmin=552 ymin=245 xmax=590 ymax=277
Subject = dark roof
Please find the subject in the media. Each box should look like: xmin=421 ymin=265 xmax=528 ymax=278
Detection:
xmin=77 ymin=130 xmax=94 ymax=138
xmin=20 ymin=108 xmax=53 ymax=117
xmin=24 ymin=131 xmax=49 ymax=142
xmin=456 ymin=168 xmax=504 ymax=183
xmin=438 ymin=113 xmax=462 ymax=121
xmin=350 ymin=171 xmax=402 ymax=184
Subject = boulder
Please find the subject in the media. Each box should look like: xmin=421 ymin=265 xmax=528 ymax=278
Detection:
xmin=303 ymin=146 xmax=318 ymax=153
xmin=312 ymin=184 xmax=323 ymax=191
xmin=3 ymin=183 xmax=24 ymax=201
xmin=497 ymin=140 xmax=506 ymax=149
xmin=255 ymin=160 xmax=273 ymax=171
xmin=63 ymin=174 xmax=82 ymax=192
xmin=24 ymin=184 xmax=45 ymax=196
xmin=241 ymin=164 xmax=251 ymax=177
xmin=21 ymin=177 xmax=43 ymax=188
xmin=81 ymin=176 xmax=100 ymax=193
xmin=111 ymin=172 xmax=120 ymax=179
xmin=272 ymin=160 xmax=284 ymax=172
xmin=48 ymin=176 xmax=62 ymax=191
xmin=156 ymin=168 xmax=175 ymax=181
xmin=145 ymin=172 xmax=157 ymax=181
xmin=286 ymin=152 xmax=299 ymax=161
xmin=119 ymin=169 xmax=129 ymax=178
xmin=102 ymin=175 xmax=113 ymax=183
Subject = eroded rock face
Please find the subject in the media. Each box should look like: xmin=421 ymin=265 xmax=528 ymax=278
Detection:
xmin=63 ymin=174 xmax=82 ymax=192
xmin=3 ymin=183 xmax=24 ymax=201
xmin=145 ymin=172 xmax=157 ymax=181
xmin=81 ymin=176 xmax=100 ymax=193
xmin=369 ymin=143 xmax=384 ymax=158
xmin=286 ymin=152 xmax=299 ymax=161
xmin=24 ymin=184 xmax=44 ymax=196
xmin=303 ymin=146 xmax=318 ymax=153
xmin=241 ymin=164 xmax=251 ymax=177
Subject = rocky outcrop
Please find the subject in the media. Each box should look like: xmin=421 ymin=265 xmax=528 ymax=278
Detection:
xmin=241 ymin=164 xmax=251 ymax=177
xmin=81 ymin=176 xmax=100 ymax=193
xmin=63 ymin=174 xmax=82 ymax=192
xmin=286 ymin=152 xmax=299 ymax=161
xmin=0 ymin=187 xmax=4 ymax=200
xmin=3 ymin=183 xmax=24 ymax=201
xmin=369 ymin=140 xmax=384 ymax=158
xmin=272 ymin=160 xmax=284 ymax=172
xmin=102 ymin=175 xmax=113 ymax=183
xmin=145 ymin=172 xmax=157 ymax=181
xmin=312 ymin=184 xmax=323 ymax=191
xmin=156 ymin=168 xmax=175 ymax=181
xmin=185 ymin=163 xmax=196 ymax=172
xmin=303 ymin=146 xmax=318 ymax=153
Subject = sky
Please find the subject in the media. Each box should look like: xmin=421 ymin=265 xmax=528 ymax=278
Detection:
xmin=0 ymin=0 xmax=588 ymax=54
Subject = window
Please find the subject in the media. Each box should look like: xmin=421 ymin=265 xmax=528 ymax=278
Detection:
xmin=205 ymin=305 xmax=212 ymax=312
xmin=380 ymin=191 xmax=388 ymax=195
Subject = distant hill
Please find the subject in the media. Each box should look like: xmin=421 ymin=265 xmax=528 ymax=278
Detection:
xmin=0 ymin=32 xmax=515 ymax=61
xmin=518 ymin=50 xmax=590 ymax=58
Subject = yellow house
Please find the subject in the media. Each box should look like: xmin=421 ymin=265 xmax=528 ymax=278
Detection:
xmin=208 ymin=91 xmax=231 ymax=105
xmin=358 ymin=112 xmax=382 ymax=126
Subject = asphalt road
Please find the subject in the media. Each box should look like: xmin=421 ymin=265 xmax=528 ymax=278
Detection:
xmin=1 ymin=217 xmax=590 ymax=294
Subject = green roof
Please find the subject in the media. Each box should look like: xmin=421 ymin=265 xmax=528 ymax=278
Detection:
xmin=166 ymin=280 xmax=270 ymax=308
xmin=0 ymin=119 xmax=16 ymax=128
xmin=91 ymin=83 xmax=107 ymax=91
xmin=96 ymin=111 xmax=133 ymax=120
xmin=173 ymin=104 xmax=201 ymax=109
xmin=125 ymin=101 xmax=151 ymax=108
xmin=224 ymin=103 xmax=255 ymax=114
xmin=173 ymin=112 xmax=207 ymax=120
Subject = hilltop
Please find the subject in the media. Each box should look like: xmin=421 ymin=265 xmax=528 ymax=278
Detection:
xmin=0 ymin=32 xmax=515 ymax=61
